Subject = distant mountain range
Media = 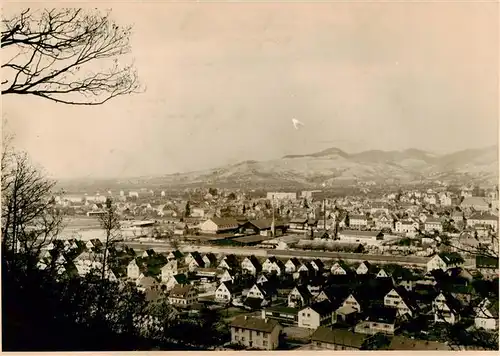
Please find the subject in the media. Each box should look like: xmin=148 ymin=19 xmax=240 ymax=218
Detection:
xmin=94 ymin=146 xmax=497 ymax=190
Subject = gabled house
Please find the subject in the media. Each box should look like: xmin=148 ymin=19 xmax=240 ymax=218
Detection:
xmin=384 ymin=287 xmax=418 ymax=318
xmin=284 ymin=257 xmax=301 ymax=274
xmin=230 ymin=316 xmax=282 ymax=350
xmin=395 ymin=220 xmax=419 ymax=234
xmin=474 ymin=298 xmax=499 ymax=331
xmin=341 ymin=293 xmax=364 ymax=313
xmin=184 ymin=251 xmax=203 ymax=266
xmin=466 ymin=212 xmax=498 ymax=232
xmin=240 ymin=219 xmax=288 ymax=237
xmin=127 ymin=259 xmax=142 ymax=280
xmin=432 ymin=292 xmax=461 ymax=325
xmin=86 ymin=239 xmax=103 ymax=251
xmin=173 ymin=223 xmax=189 ymax=236
xmin=315 ymin=285 xmax=351 ymax=305
xmin=246 ymin=282 xmax=277 ymax=301
xmin=167 ymin=250 xmax=183 ymax=261
xmin=160 ymin=259 xmax=179 ymax=282
xmin=168 ymin=285 xmax=198 ymax=308
xmin=311 ymin=327 xmax=368 ymax=351
xmin=298 ymin=300 xmax=335 ymax=329
xmin=219 ymin=254 xmax=240 ymax=271
xmin=215 ymin=281 xmax=243 ymax=303
xmin=188 ymin=254 xmax=205 ymax=272
xmin=310 ymin=259 xmax=325 ymax=273
xmin=241 ymin=255 xmax=262 ymax=276
xmin=354 ymin=306 xmax=398 ymax=335
xmin=219 ymin=269 xmax=236 ymax=283
xmin=164 ymin=273 xmax=189 ymax=291
xmin=202 ymin=253 xmax=217 ymax=268
xmin=288 ymin=285 xmax=313 ymax=308
xmin=199 ymin=217 xmax=240 ymax=234
xmin=349 ymin=214 xmax=368 ymax=229
xmin=73 ymin=251 xmax=103 ymax=276
xmin=142 ymin=249 xmax=156 ymax=258
xmin=376 ymin=268 xmax=391 ymax=279
xmin=135 ymin=275 xmax=159 ymax=293
xmin=297 ymin=261 xmax=315 ymax=276
xmin=374 ymin=215 xmax=394 ymax=231
xmin=426 ymin=253 xmax=463 ymax=272
xmin=256 ymin=274 xmax=268 ymax=285
xmin=330 ymin=261 xmax=353 ymax=275
xmin=356 ymin=261 xmax=375 ymax=275
xmin=289 ymin=218 xmax=308 ymax=230
xmin=424 ymin=218 xmax=443 ymax=233
xmin=262 ymin=256 xmax=284 ymax=276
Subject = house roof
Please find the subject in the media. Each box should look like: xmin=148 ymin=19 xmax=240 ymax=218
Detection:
xmin=311 ymin=327 xmax=367 ymax=349
xmin=246 ymin=219 xmax=288 ymax=230
xmin=287 ymin=257 xmax=301 ymax=267
xmin=292 ymin=285 xmax=313 ymax=299
xmin=367 ymin=306 xmax=397 ymax=324
xmin=221 ymin=281 xmax=243 ymax=294
xmin=461 ymin=197 xmax=489 ymax=207
xmin=169 ymin=285 xmax=194 ymax=298
xmin=312 ymin=230 xmax=329 ymax=238
xmin=169 ymin=250 xmax=184 ymax=259
xmin=203 ymin=252 xmax=217 ymax=264
xmin=209 ymin=217 xmax=239 ymax=229
xmin=340 ymin=230 xmax=383 ymax=238
xmin=306 ymin=300 xmax=335 ymax=315
xmin=476 ymin=255 xmax=499 ymax=268
xmin=137 ymin=276 xmax=158 ymax=288
xmin=385 ymin=336 xmax=451 ymax=351
xmin=469 ymin=212 xmax=498 ymax=221
xmin=243 ymin=255 xmax=262 ymax=270
xmin=173 ymin=273 xmax=188 ymax=284
xmin=350 ymin=214 xmax=367 ymax=220
xmin=230 ymin=316 xmax=280 ymax=332
xmin=243 ymin=297 xmax=266 ymax=310
xmin=290 ymin=218 xmax=308 ymax=224
xmin=264 ymin=305 xmax=298 ymax=315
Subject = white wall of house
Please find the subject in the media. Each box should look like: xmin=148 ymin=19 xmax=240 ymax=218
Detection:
xmin=298 ymin=307 xmax=321 ymax=329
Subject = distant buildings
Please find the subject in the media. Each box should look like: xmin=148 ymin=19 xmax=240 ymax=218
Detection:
xmin=266 ymin=192 xmax=297 ymax=201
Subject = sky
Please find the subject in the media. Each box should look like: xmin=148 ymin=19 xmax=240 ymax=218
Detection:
xmin=3 ymin=1 xmax=499 ymax=179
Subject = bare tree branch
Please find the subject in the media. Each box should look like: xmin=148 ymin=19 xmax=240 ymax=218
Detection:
xmin=1 ymin=8 xmax=142 ymax=105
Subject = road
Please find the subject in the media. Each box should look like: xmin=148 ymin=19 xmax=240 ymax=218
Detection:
xmin=123 ymin=241 xmax=432 ymax=267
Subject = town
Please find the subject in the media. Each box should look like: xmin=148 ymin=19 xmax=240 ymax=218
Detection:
xmin=41 ymin=184 xmax=499 ymax=350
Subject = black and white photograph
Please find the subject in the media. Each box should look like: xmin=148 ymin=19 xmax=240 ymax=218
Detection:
xmin=1 ymin=0 xmax=499 ymax=351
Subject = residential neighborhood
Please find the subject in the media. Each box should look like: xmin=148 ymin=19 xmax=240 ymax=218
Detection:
xmin=39 ymin=183 xmax=499 ymax=350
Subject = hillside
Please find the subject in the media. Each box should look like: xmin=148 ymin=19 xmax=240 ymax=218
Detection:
xmin=58 ymin=146 xmax=498 ymax=191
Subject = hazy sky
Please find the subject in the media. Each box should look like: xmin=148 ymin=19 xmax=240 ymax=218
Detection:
xmin=3 ymin=1 xmax=498 ymax=179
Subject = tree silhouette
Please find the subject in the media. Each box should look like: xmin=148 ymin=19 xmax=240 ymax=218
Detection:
xmin=2 ymin=8 xmax=141 ymax=105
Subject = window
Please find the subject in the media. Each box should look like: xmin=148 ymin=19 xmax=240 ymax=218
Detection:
xmin=307 ymin=313 xmax=310 ymax=317
xmin=302 ymin=312 xmax=306 ymax=316
xmin=256 ymin=331 xmax=260 ymax=337
xmin=235 ymin=336 xmax=239 ymax=341
xmin=263 ymin=340 xmax=268 ymax=346
xmin=241 ymin=337 xmax=245 ymax=341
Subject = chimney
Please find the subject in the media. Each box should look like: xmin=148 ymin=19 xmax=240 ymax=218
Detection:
xmin=244 ymin=316 xmax=248 ymax=320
